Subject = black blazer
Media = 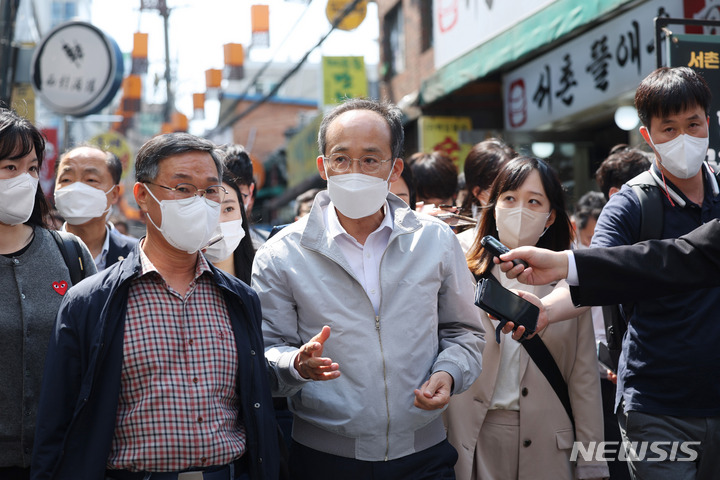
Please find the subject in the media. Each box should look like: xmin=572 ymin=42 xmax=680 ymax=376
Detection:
xmin=570 ymin=219 xmax=720 ymax=306
xmin=106 ymin=232 xmax=138 ymax=269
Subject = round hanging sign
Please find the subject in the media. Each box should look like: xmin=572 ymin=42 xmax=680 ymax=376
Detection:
xmin=31 ymin=21 xmax=124 ymax=117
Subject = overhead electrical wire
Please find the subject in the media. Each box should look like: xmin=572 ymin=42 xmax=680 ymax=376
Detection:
xmin=227 ymin=0 xmax=314 ymax=109
xmin=209 ymin=0 xmax=366 ymax=136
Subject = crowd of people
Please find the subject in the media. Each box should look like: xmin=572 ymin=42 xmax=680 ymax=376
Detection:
xmin=1 ymin=65 xmax=715 ymax=480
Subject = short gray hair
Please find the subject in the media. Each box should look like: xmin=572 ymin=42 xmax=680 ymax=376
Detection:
xmin=135 ymin=133 xmax=222 ymax=183
xmin=318 ymin=98 xmax=404 ymax=160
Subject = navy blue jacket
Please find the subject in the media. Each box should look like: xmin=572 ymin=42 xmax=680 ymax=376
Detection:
xmin=106 ymin=232 xmax=138 ymax=268
xmin=31 ymin=246 xmax=279 ymax=480
xmin=591 ymin=166 xmax=720 ymax=417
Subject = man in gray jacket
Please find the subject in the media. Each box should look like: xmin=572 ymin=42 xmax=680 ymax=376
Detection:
xmin=252 ymin=98 xmax=485 ymax=479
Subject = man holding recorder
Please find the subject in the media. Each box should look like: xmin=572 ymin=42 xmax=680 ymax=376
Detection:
xmin=495 ymin=219 xmax=720 ymax=480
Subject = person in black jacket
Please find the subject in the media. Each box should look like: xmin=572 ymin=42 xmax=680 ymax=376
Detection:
xmin=497 ymin=218 xmax=720 ymax=305
xmin=32 ymin=133 xmax=279 ymax=480
xmin=54 ymin=145 xmax=137 ymax=270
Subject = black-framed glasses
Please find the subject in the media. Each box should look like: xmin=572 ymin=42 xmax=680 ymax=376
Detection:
xmin=145 ymin=182 xmax=227 ymax=205
xmin=322 ymin=153 xmax=394 ymax=174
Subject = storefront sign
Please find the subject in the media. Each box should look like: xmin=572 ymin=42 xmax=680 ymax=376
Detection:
xmin=669 ymin=33 xmax=720 ymax=162
xmin=287 ymin=113 xmax=323 ymax=188
xmin=433 ymin=0 xmax=556 ymax=69
xmin=326 ymin=0 xmax=367 ymax=31
xmin=322 ymin=56 xmax=368 ymax=106
xmin=503 ymin=0 xmax=684 ymax=131
xmin=31 ymin=21 xmax=123 ymax=117
xmin=90 ymin=131 xmax=133 ymax=180
xmin=419 ymin=116 xmax=473 ymax=170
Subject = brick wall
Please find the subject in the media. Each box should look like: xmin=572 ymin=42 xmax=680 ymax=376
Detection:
xmin=376 ymin=0 xmax=436 ymax=104
xmin=230 ymin=100 xmax=317 ymax=163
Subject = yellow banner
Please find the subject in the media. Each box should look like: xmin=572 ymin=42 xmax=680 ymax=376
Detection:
xmin=90 ymin=131 xmax=133 ymax=180
xmin=418 ymin=116 xmax=473 ymax=171
xmin=287 ymin=113 xmax=323 ymax=188
xmin=11 ymin=83 xmax=35 ymax=123
xmin=322 ymin=56 xmax=367 ymax=106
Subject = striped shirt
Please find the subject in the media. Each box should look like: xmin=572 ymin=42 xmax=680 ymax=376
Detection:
xmin=107 ymin=248 xmax=245 ymax=471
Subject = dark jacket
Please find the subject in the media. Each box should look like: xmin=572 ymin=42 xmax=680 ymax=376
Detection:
xmin=571 ymin=218 xmax=720 ymax=305
xmin=31 ymin=245 xmax=279 ymax=480
xmin=106 ymin=232 xmax=138 ymax=268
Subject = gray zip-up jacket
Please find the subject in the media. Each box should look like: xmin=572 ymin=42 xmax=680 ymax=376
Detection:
xmin=252 ymin=191 xmax=485 ymax=462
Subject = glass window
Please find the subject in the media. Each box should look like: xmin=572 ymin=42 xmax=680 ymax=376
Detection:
xmin=384 ymin=4 xmax=405 ymax=76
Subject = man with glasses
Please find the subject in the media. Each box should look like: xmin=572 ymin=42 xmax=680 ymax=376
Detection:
xmin=252 ymin=98 xmax=485 ymax=479
xmin=32 ymin=133 xmax=279 ymax=480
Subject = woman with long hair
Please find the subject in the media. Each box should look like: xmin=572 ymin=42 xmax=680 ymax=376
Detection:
xmin=203 ymin=168 xmax=255 ymax=284
xmin=445 ymin=156 xmax=608 ymax=480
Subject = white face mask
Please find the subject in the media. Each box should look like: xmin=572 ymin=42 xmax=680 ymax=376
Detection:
xmin=204 ymin=219 xmax=245 ymax=263
xmin=0 ymin=173 xmax=38 ymax=225
xmin=326 ymin=166 xmax=393 ymax=220
xmin=495 ymin=206 xmax=551 ymax=249
xmin=54 ymin=182 xmax=114 ymax=225
xmin=144 ymin=184 xmax=220 ymax=254
xmin=649 ymin=133 xmax=708 ymax=179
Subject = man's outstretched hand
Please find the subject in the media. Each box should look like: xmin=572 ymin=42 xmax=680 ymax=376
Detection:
xmin=496 ymin=246 xmax=569 ymax=285
xmin=294 ymin=326 xmax=341 ymax=381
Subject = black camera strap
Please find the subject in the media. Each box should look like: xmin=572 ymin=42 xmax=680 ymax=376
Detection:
xmin=50 ymin=230 xmax=88 ymax=286
xmin=474 ymin=273 xmax=574 ymax=428
xmin=521 ymin=335 xmax=575 ymax=429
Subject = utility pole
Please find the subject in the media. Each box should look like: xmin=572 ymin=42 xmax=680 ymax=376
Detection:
xmin=0 ymin=0 xmax=20 ymax=106
xmin=140 ymin=0 xmax=173 ymax=122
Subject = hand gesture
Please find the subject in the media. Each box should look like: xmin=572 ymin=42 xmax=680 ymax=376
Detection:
xmin=495 ymin=246 xmax=568 ymax=285
xmin=294 ymin=326 xmax=341 ymax=381
xmin=413 ymin=371 xmax=454 ymax=410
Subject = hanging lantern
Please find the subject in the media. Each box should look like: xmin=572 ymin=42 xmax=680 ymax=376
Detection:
xmin=171 ymin=111 xmax=189 ymax=132
xmin=112 ymin=106 xmax=133 ymax=134
xmin=121 ymin=75 xmax=142 ymax=112
xmin=251 ymin=5 xmax=270 ymax=48
xmin=192 ymin=93 xmax=205 ymax=120
xmin=131 ymin=32 xmax=149 ymax=74
xmin=223 ymin=43 xmax=244 ymax=80
xmin=205 ymin=68 xmax=223 ymax=99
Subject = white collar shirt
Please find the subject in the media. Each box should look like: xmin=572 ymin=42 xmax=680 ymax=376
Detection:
xmin=61 ymin=223 xmax=111 ymax=270
xmin=323 ymin=201 xmax=394 ymax=315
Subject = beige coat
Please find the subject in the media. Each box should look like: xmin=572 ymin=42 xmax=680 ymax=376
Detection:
xmin=445 ymin=273 xmax=608 ymax=480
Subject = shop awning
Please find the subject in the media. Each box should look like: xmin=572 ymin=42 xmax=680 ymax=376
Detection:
xmin=419 ymin=0 xmax=636 ymax=106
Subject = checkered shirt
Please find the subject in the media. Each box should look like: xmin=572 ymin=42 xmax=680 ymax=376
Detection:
xmin=107 ymin=249 xmax=246 ymax=471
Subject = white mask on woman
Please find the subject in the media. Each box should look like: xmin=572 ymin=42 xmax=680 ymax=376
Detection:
xmin=649 ymin=133 xmax=708 ymax=179
xmin=0 ymin=173 xmax=38 ymax=225
xmin=326 ymin=167 xmax=393 ymax=219
xmin=495 ymin=206 xmax=551 ymax=249
xmin=204 ymin=219 xmax=245 ymax=263
xmin=144 ymin=185 xmax=220 ymax=254
xmin=54 ymin=182 xmax=114 ymax=225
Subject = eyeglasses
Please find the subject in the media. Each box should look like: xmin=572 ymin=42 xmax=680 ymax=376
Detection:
xmin=322 ymin=153 xmax=394 ymax=174
xmin=146 ymin=182 xmax=227 ymax=205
